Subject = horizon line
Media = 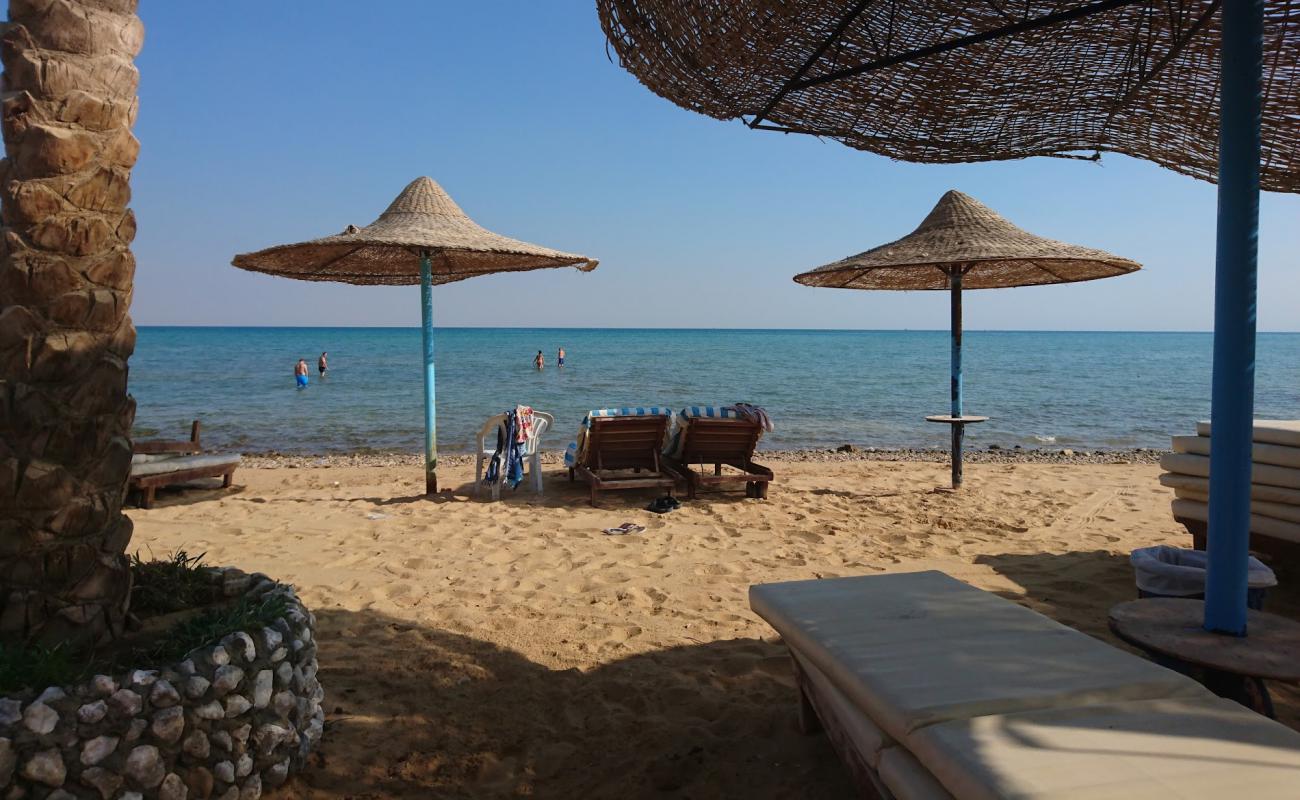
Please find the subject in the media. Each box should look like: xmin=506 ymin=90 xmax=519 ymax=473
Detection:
xmin=132 ymin=324 xmax=1300 ymax=334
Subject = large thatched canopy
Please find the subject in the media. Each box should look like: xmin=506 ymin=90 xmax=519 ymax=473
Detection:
xmin=599 ymin=1 xmax=1300 ymax=193
xmin=233 ymin=177 xmax=597 ymax=286
xmin=795 ymin=190 xmax=1140 ymax=289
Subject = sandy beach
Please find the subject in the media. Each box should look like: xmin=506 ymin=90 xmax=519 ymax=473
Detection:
xmin=126 ymin=457 xmax=1300 ymax=799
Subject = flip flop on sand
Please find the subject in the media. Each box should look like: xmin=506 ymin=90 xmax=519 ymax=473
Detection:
xmin=602 ymin=522 xmax=646 ymax=535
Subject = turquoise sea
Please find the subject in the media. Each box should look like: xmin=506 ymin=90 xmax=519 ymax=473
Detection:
xmin=129 ymin=328 xmax=1300 ymax=455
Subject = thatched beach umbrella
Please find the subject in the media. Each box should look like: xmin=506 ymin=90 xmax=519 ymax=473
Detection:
xmin=600 ymin=0 xmax=1297 ymax=634
xmin=233 ymin=177 xmax=597 ymax=494
xmin=795 ymin=190 xmax=1139 ymax=489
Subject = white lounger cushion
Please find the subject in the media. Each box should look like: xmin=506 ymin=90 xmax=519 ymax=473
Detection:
xmin=1197 ymin=419 xmax=1300 ymax=448
xmin=130 ymin=453 xmax=242 ymax=478
xmin=1172 ymin=435 xmax=1300 ymax=468
xmin=907 ymin=696 xmax=1300 ymax=799
xmin=1159 ymin=452 xmax=1300 ymax=489
xmin=1171 ymin=488 xmax=1300 ymax=524
xmin=794 ymin=651 xmax=893 ymax=768
xmin=878 ymin=747 xmax=954 ymax=800
xmin=749 ymin=572 xmax=1206 ymax=741
xmin=1159 ymin=472 xmax=1300 ymax=506
xmin=1171 ymin=498 xmax=1300 ymax=543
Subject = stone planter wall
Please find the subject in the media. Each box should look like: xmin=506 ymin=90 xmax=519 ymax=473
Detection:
xmin=0 ymin=569 xmax=323 ymax=800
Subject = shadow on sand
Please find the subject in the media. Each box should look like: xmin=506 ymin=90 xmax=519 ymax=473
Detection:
xmin=287 ymin=607 xmax=853 ymax=799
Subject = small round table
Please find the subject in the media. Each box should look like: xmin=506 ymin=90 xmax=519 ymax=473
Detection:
xmin=924 ymin=415 xmax=988 ymax=488
xmin=1109 ymin=598 xmax=1300 ymax=717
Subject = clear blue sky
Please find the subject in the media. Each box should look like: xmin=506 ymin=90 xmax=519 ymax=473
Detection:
xmin=129 ymin=2 xmax=1299 ymax=331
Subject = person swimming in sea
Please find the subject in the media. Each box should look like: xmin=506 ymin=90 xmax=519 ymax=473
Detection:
xmin=557 ymin=346 xmax=565 ymax=368
xmin=294 ymin=358 xmax=309 ymax=389
xmin=318 ymin=351 xmax=328 ymax=378
xmin=533 ymin=350 xmax=545 ymax=370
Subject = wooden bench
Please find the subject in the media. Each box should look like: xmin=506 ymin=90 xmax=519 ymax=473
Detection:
xmin=568 ymin=415 xmax=679 ymax=506
xmin=131 ymin=421 xmax=240 ymax=508
xmin=751 ymin=571 xmax=1300 ymax=798
xmin=667 ymin=417 xmax=773 ymax=499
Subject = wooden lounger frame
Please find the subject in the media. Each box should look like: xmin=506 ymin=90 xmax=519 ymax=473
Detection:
xmin=790 ymin=654 xmax=890 ymax=800
xmin=568 ymin=416 xmax=678 ymax=506
xmin=130 ymin=420 xmax=237 ymax=509
xmin=668 ymin=417 xmax=773 ymax=499
xmin=1178 ymin=516 xmax=1300 ymax=564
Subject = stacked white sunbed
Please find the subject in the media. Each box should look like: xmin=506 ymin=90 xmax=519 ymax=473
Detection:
xmin=1158 ymin=420 xmax=1300 ymax=546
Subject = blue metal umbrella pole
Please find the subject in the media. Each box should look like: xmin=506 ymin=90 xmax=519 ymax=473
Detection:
xmin=1204 ymin=0 xmax=1264 ymax=636
xmin=950 ymin=267 xmax=964 ymax=488
xmin=419 ymin=253 xmax=438 ymax=494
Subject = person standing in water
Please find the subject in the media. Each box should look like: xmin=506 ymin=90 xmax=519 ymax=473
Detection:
xmin=294 ymin=358 xmax=309 ymax=389
xmin=533 ymin=350 xmax=545 ymax=370
xmin=557 ymin=346 xmax=565 ymax=368
xmin=318 ymin=351 xmax=328 ymax=378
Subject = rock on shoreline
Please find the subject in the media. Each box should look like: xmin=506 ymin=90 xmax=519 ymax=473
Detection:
xmin=240 ymin=447 xmax=1166 ymax=470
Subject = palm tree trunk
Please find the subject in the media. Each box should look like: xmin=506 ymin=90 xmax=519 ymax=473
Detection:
xmin=0 ymin=0 xmax=144 ymax=646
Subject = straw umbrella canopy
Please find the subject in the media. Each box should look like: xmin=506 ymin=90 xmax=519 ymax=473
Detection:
xmin=233 ymin=177 xmax=597 ymax=493
xmin=795 ymin=189 xmax=1139 ymax=488
xmin=600 ymin=0 xmax=1293 ymax=635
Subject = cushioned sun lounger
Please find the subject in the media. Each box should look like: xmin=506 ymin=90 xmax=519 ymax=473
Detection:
xmin=564 ymin=407 xmax=680 ymax=506
xmin=664 ymin=405 xmax=773 ymax=499
xmin=751 ymin=570 xmax=1300 ymax=798
xmin=130 ymin=420 xmax=240 ymax=508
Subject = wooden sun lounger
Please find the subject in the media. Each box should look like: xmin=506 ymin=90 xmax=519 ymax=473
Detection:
xmin=751 ymin=571 xmax=1300 ymax=799
xmin=568 ymin=416 xmax=679 ymax=506
xmin=130 ymin=420 xmax=239 ymax=508
xmin=1177 ymin=516 xmax=1300 ymax=564
xmin=667 ymin=417 xmax=773 ymax=499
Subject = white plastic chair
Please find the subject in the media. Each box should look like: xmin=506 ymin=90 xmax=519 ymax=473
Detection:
xmin=473 ymin=411 xmax=553 ymax=500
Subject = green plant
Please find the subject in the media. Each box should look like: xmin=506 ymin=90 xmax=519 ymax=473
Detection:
xmin=130 ymin=549 xmax=214 ymax=615
xmin=134 ymin=592 xmax=289 ymax=668
xmin=0 ymin=643 xmax=86 ymax=694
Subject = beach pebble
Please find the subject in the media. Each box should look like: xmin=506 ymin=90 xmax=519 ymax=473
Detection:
xmin=159 ymin=772 xmax=188 ymax=800
xmin=36 ymin=687 xmax=65 ymax=704
xmin=80 ymin=735 xmax=118 ymax=766
xmin=130 ymin=670 xmax=158 ymax=688
xmin=22 ymin=747 xmax=66 ymax=786
xmin=0 ymin=698 xmax=22 ymax=727
xmin=80 ymin=765 xmax=123 ymax=798
xmin=224 ymin=632 xmax=257 ymax=663
xmin=209 ymin=646 xmax=230 ymax=667
xmin=212 ymin=665 xmax=245 ymax=695
xmin=239 ymin=773 xmax=262 ymax=800
xmin=263 ymin=757 xmax=290 ymax=787
xmin=125 ymin=718 xmax=148 ymax=742
xmin=151 ymin=706 xmax=185 ymax=743
xmin=260 ymin=627 xmax=283 ymax=651
xmin=184 ymin=676 xmax=211 ymax=699
xmin=0 ymin=738 xmax=14 ymax=785
xmin=252 ymin=671 xmax=274 ymax=709
xmin=109 ymin=689 xmax=143 ymax=717
xmin=78 ymin=700 xmax=108 ymax=724
xmin=224 ymin=694 xmax=252 ymax=718
xmin=235 ymin=753 xmax=253 ymax=778
xmin=269 ymin=646 xmax=288 ymax=663
xmin=125 ymin=745 xmax=166 ymax=788
xmin=193 ymin=701 xmax=224 ymax=721
xmin=213 ymin=760 xmax=235 ymax=784
xmin=182 ymin=730 xmax=210 ymax=759
xmin=151 ymin=680 xmax=181 ymax=708
xmin=23 ymin=702 xmax=58 ymax=735
xmin=210 ymin=730 xmax=233 ymax=752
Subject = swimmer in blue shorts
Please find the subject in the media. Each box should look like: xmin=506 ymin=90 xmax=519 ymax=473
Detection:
xmin=295 ymin=358 xmax=309 ymax=388
xmin=557 ymin=346 xmax=565 ymax=368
